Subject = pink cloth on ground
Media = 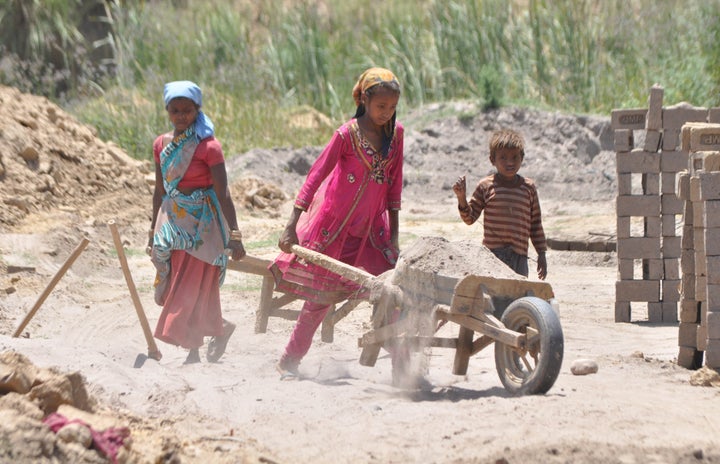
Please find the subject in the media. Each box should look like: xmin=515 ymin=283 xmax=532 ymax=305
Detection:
xmin=43 ymin=412 xmax=130 ymax=464
xmin=154 ymin=250 xmax=224 ymax=349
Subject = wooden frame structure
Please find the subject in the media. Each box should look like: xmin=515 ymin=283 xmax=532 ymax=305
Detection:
xmin=357 ymin=274 xmax=555 ymax=374
xmin=227 ymin=255 xmax=365 ymax=342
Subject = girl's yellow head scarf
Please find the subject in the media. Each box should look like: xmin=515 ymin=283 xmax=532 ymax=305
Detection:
xmin=352 ymin=67 xmax=400 ymax=107
xmin=351 ymin=67 xmax=401 ymax=157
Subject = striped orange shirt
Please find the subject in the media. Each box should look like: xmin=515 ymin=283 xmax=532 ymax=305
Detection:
xmin=459 ymin=174 xmax=546 ymax=256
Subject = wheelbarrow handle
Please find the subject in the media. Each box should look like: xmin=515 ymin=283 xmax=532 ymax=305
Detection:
xmin=290 ymin=244 xmax=374 ymax=286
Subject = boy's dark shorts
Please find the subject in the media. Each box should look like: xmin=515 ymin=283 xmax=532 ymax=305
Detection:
xmin=490 ymin=246 xmax=528 ymax=277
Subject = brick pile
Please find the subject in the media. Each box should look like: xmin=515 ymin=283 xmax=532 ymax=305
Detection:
xmin=676 ymin=122 xmax=720 ymax=369
xmin=612 ymin=85 xmax=706 ymax=323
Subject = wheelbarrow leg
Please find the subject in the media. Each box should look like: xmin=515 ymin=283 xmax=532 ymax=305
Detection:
xmin=452 ymin=326 xmax=474 ymax=375
xmin=359 ymin=342 xmax=382 ymax=367
xmin=254 ymin=276 xmax=275 ymax=334
xmin=359 ymin=283 xmax=403 ymax=367
xmin=320 ymin=303 xmax=336 ymax=343
xmin=359 ymin=303 xmax=384 ymax=366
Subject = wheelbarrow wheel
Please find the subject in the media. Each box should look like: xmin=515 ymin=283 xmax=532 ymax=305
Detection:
xmin=494 ymin=296 xmax=563 ymax=395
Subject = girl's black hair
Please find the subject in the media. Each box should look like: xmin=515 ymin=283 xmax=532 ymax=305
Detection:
xmin=353 ymin=81 xmax=401 ymax=157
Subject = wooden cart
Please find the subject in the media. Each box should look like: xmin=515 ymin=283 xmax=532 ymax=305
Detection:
xmin=289 ymin=239 xmax=565 ymax=395
xmin=227 ymin=255 xmax=365 ymax=343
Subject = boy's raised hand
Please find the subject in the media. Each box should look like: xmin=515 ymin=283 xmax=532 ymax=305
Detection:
xmin=452 ymin=175 xmax=466 ymax=198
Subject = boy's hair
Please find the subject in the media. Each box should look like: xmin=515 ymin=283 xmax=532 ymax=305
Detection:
xmin=489 ymin=129 xmax=525 ymax=159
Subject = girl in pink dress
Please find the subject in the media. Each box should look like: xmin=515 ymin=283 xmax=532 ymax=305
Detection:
xmin=271 ymin=68 xmax=403 ymax=379
xmin=149 ymin=81 xmax=246 ymax=364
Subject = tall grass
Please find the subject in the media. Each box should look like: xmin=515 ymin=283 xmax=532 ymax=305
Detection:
xmin=3 ymin=0 xmax=719 ymax=160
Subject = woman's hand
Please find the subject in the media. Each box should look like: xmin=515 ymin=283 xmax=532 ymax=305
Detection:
xmin=146 ymin=229 xmax=154 ymax=256
xmin=227 ymin=238 xmax=246 ymax=261
xmin=278 ymin=225 xmax=299 ymax=253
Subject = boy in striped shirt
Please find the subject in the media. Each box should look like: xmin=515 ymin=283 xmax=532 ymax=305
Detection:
xmin=453 ymin=129 xmax=547 ymax=280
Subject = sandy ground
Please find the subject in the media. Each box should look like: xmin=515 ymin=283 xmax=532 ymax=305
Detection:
xmin=2 ymin=84 xmax=720 ymax=462
xmin=2 ymin=196 xmax=720 ymax=464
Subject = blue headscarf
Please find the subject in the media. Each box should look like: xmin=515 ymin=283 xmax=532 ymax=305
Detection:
xmin=163 ymin=80 xmax=215 ymax=140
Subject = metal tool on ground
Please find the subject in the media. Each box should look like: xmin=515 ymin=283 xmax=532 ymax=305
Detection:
xmin=107 ymin=220 xmax=162 ymax=365
xmin=12 ymin=237 xmax=90 ymax=338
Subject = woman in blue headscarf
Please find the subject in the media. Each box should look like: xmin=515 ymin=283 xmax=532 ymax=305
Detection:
xmin=148 ymin=80 xmax=245 ymax=364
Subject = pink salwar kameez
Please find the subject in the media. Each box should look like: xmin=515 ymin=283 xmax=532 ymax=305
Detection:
xmin=271 ymin=119 xmax=404 ymax=363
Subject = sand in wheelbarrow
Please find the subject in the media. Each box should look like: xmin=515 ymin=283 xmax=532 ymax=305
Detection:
xmin=395 ymin=236 xmax=526 ymax=280
xmin=382 ymin=235 xmax=534 ymax=325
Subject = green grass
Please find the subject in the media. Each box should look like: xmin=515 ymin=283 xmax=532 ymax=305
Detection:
xmin=2 ymin=0 xmax=720 ymax=160
xmin=244 ymin=236 xmax=281 ymax=252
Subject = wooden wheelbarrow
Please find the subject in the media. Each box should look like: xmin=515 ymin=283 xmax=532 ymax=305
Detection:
xmin=290 ymin=241 xmax=564 ymax=395
xmin=226 ymin=252 xmax=366 ymax=342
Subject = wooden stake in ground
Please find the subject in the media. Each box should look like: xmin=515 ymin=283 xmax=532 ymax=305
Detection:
xmin=107 ymin=220 xmax=162 ymax=361
xmin=13 ymin=237 xmax=90 ymax=338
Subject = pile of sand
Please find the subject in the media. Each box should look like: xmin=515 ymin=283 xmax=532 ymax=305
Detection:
xmin=397 ymin=236 xmax=525 ymax=279
xmin=0 ymin=86 xmax=153 ymax=231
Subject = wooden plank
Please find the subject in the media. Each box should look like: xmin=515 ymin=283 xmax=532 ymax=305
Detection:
xmin=435 ymin=308 xmax=524 ymax=348
xmin=394 ymin=268 xmax=553 ymax=306
xmin=450 ymin=278 xmax=489 ymax=315
xmin=359 ymin=317 xmax=415 ymax=346
xmin=227 ymin=255 xmax=272 ymax=276
xmin=453 ymin=326 xmax=474 ymax=375
xmin=321 ymin=304 xmax=336 ymax=343
xmin=268 ymin=308 xmax=301 ymax=321
xmin=7 ymin=265 xmax=35 ymax=274
xmin=329 ymin=299 xmax=364 ymax=326
xmin=470 ymin=335 xmax=494 ymax=356
xmin=453 ymin=275 xmax=554 ymax=301
xmin=405 ymin=336 xmax=458 ymax=350
xmin=267 ymin=293 xmax=298 ymax=311
xmin=13 ymin=238 xmax=90 ymax=338
xmin=290 ymin=244 xmax=373 ymax=285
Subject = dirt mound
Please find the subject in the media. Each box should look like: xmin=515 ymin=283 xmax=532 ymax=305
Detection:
xmin=0 ymin=349 xmax=254 ymax=463
xmin=0 ymin=350 xmax=126 ymax=463
xmin=400 ymin=102 xmax=617 ymax=202
xmin=0 ymin=85 xmax=153 ymax=231
xmin=227 ymin=101 xmax=617 ymax=205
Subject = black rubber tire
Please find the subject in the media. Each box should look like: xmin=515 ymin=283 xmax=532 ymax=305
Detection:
xmin=494 ymin=296 xmax=564 ymax=395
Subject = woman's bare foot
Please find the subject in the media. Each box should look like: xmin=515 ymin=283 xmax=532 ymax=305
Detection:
xmin=184 ymin=348 xmax=200 ymax=364
xmin=207 ymin=320 xmax=236 ymax=362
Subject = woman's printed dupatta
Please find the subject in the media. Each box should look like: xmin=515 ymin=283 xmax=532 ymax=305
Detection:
xmin=150 ymin=125 xmax=229 ymax=304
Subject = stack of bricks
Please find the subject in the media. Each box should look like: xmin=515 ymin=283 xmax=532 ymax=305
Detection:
xmin=676 ymin=122 xmax=720 ymax=369
xmin=612 ymin=85 xmax=711 ymax=323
